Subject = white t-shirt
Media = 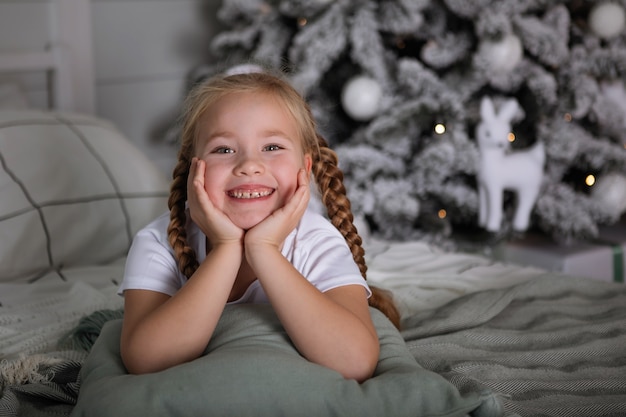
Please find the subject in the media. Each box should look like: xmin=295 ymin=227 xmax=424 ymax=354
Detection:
xmin=119 ymin=209 xmax=370 ymax=303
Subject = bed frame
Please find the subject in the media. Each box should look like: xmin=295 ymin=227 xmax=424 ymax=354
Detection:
xmin=0 ymin=0 xmax=95 ymax=114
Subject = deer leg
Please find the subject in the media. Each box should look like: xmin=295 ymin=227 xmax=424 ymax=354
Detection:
xmin=486 ymin=186 xmax=503 ymax=232
xmin=478 ymin=183 xmax=487 ymax=226
xmin=512 ymin=185 xmax=539 ymax=231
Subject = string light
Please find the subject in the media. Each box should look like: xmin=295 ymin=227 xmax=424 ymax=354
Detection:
xmin=507 ymin=132 xmax=516 ymax=142
xmin=434 ymin=123 xmax=446 ymax=135
xmin=298 ymin=17 xmax=307 ymax=26
xmin=438 ymin=209 xmax=447 ymax=219
xmin=585 ymin=174 xmax=596 ymax=186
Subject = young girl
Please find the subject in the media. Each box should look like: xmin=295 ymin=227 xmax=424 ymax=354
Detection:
xmin=118 ymin=70 xmax=400 ymax=382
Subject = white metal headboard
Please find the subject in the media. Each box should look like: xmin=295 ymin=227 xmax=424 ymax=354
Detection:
xmin=0 ymin=0 xmax=95 ymax=114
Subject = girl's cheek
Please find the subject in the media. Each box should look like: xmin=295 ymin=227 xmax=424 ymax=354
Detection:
xmin=206 ymin=188 xmax=223 ymax=210
xmin=202 ymin=168 xmax=217 ymax=198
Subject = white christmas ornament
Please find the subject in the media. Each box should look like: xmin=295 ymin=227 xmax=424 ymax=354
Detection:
xmin=478 ymin=33 xmax=523 ymax=73
xmin=341 ymin=75 xmax=382 ymax=121
xmin=225 ymin=63 xmax=264 ymax=76
xmin=591 ymin=172 xmax=626 ymax=218
xmin=476 ymin=97 xmax=545 ymax=232
xmin=588 ymin=2 xmax=626 ymax=39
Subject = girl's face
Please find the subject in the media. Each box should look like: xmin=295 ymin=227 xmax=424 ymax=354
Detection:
xmin=196 ymin=91 xmax=312 ymax=230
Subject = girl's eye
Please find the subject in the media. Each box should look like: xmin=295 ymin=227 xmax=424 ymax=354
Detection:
xmin=264 ymin=144 xmax=282 ymax=152
xmin=213 ymin=147 xmax=234 ymax=154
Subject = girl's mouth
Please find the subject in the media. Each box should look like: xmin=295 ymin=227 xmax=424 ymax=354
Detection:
xmin=227 ymin=189 xmax=274 ymax=199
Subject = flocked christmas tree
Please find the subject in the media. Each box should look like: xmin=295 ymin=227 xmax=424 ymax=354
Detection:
xmin=189 ymin=0 xmax=626 ymax=247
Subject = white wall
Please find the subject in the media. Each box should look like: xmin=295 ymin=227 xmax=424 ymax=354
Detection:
xmin=0 ymin=0 xmax=222 ymax=175
xmin=93 ymin=0 xmax=222 ymax=174
xmin=0 ymin=1 xmax=53 ymax=108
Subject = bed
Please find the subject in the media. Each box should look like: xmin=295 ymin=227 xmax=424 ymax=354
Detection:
xmin=1 ymin=5 xmax=625 ymax=417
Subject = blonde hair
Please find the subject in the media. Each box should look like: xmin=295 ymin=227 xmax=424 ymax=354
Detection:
xmin=167 ymin=71 xmax=400 ymax=328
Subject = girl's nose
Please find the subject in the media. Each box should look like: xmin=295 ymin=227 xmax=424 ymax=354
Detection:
xmin=234 ymin=153 xmax=264 ymax=176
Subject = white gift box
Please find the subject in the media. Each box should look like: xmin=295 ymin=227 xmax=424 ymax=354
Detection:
xmin=493 ymin=230 xmax=625 ymax=284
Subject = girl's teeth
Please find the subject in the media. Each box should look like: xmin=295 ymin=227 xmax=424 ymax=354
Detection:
xmin=231 ymin=190 xmax=272 ymax=199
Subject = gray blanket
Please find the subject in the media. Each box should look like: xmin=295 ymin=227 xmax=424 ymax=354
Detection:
xmin=2 ymin=275 xmax=625 ymax=417
xmin=402 ymin=275 xmax=626 ymax=417
xmin=0 ymin=357 xmax=82 ymax=417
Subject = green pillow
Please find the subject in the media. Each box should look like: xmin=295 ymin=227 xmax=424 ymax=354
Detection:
xmin=71 ymin=305 xmax=499 ymax=417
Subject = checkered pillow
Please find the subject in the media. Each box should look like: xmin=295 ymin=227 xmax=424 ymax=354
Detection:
xmin=0 ymin=110 xmax=170 ymax=283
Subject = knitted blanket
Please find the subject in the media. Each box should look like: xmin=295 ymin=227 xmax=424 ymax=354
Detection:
xmin=402 ymin=275 xmax=626 ymax=417
xmin=0 ymin=281 xmax=123 ymax=360
xmin=2 ymin=275 xmax=625 ymax=417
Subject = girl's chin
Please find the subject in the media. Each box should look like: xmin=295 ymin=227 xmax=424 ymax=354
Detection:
xmin=229 ymin=214 xmax=269 ymax=231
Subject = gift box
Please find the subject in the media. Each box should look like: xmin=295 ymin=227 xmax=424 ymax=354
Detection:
xmin=595 ymin=222 xmax=626 ymax=283
xmin=493 ymin=230 xmax=625 ymax=283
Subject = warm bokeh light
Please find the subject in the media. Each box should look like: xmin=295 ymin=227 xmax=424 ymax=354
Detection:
xmin=434 ymin=123 xmax=446 ymax=135
xmin=585 ymin=174 xmax=596 ymax=186
xmin=507 ymin=132 xmax=515 ymax=142
xmin=564 ymin=113 xmax=572 ymax=122
xmin=438 ymin=209 xmax=447 ymax=219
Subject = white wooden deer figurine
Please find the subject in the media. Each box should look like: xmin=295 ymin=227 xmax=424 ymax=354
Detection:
xmin=476 ymin=97 xmax=545 ymax=232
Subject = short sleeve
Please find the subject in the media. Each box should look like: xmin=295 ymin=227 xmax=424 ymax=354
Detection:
xmin=118 ymin=214 xmax=186 ymax=297
xmin=285 ymin=211 xmax=371 ymax=297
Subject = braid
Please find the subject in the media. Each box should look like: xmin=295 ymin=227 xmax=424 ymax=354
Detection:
xmin=313 ymin=135 xmax=366 ymax=277
xmin=313 ymin=134 xmax=401 ymax=329
xmin=167 ymin=144 xmax=199 ymax=279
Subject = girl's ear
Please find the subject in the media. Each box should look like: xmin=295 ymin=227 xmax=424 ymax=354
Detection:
xmin=304 ymin=153 xmax=313 ymax=175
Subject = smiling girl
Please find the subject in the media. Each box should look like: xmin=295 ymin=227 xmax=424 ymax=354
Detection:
xmin=118 ymin=70 xmax=399 ymax=382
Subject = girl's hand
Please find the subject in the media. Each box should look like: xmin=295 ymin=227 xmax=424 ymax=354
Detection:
xmin=245 ymin=169 xmax=310 ymax=252
xmin=187 ymin=157 xmax=244 ymax=247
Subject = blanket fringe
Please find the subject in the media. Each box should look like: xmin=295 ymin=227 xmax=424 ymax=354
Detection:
xmin=0 ymin=355 xmax=62 ymax=389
